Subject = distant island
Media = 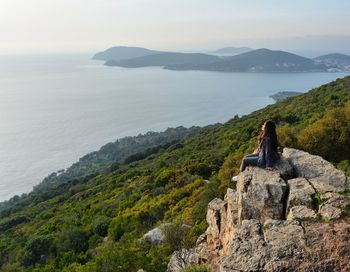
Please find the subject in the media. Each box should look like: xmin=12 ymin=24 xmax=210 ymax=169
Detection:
xmin=269 ymin=91 xmax=303 ymax=102
xmin=93 ymin=46 xmax=350 ymax=73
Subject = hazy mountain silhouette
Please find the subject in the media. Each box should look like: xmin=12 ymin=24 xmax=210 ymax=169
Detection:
xmin=210 ymin=46 xmax=253 ymax=54
xmin=105 ymin=52 xmax=220 ymax=68
xmin=93 ymin=46 xmax=165 ymax=61
xmin=165 ymin=48 xmax=327 ymax=72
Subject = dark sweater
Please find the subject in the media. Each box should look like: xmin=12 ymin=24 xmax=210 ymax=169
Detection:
xmin=257 ymin=137 xmax=280 ymax=168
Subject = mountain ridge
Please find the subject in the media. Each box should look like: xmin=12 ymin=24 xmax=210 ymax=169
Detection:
xmin=165 ymin=48 xmax=327 ymax=72
xmin=94 ymin=46 xmax=350 ymax=72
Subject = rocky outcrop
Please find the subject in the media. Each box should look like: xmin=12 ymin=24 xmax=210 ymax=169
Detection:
xmin=168 ymin=148 xmax=350 ymax=271
xmin=283 ymin=148 xmax=347 ymax=193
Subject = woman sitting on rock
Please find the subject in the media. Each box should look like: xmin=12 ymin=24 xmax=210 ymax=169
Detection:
xmin=233 ymin=120 xmax=280 ymax=181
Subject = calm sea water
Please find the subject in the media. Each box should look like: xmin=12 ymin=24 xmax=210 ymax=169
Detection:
xmin=0 ymin=53 xmax=348 ymax=201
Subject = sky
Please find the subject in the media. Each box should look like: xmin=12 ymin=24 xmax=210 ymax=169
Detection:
xmin=0 ymin=0 xmax=350 ymax=56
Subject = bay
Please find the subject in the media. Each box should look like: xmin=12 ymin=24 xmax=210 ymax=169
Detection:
xmin=0 ymin=53 xmax=348 ymax=201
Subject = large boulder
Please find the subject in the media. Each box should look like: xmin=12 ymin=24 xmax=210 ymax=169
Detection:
xmin=283 ymin=148 xmax=346 ymax=193
xmin=237 ymin=167 xmax=287 ymax=225
xmin=143 ymin=223 xmax=171 ymax=244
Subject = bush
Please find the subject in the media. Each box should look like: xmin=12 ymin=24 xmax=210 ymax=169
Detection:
xmin=108 ymin=215 xmax=141 ymax=241
xmin=59 ymin=228 xmax=89 ymax=253
xmin=298 ymin=105 xmax=350 ymax=162
xmin=21 ymin=235 xmax=54 ymax=266
xmin=92 ymin=217 xmax=111 ymax=237
xmin=277 ymin=124 xmax=297 ymax=149
xmin=186 ymin=163 xmax=213 ymax=179
xmin=218 ymin=151 xmax=244 ymax=192
xmin=161 ymin=223 xmax=191 ymax=252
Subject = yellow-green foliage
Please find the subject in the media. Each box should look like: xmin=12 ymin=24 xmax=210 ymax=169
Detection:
xmin=277 ymin=124 xmax=298 ymax=149
xmin=298 ymin=102 xmax=350 ymax=162
xmin=218 ymin=151 xmax=245 ymax=192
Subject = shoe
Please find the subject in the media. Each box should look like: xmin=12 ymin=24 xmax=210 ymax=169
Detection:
xmin=231 ymin=175 xmax=238 ymax=182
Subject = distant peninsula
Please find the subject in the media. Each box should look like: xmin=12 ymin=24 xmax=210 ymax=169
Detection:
xmin=93 ymin=46 xmax=350 ymax=73
xmin=269 ymin=91 xmax=303 ymax=102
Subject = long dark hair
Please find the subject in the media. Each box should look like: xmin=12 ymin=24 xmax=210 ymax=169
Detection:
xmin=258 ymin=120 xmax=278 ymax=151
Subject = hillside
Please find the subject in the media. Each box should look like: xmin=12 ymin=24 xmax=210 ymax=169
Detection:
xmin=34 ymin=126 xmax=201 ymax=194
xmin=0 ymin=76 xmax=350 ymax=271
xmin=165 ymin=48 xmax=327 ymax=72
xmin=104 ymin=52 xmax=220 ymax=68
xmin=92 ymin=46 xmax=164 ymax=61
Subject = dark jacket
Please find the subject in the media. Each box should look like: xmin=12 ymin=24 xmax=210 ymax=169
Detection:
xmin=257 ymin=137 xmax=280 ymax=168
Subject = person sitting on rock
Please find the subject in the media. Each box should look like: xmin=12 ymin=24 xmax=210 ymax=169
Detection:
xmin=232 ymin=120 xmax=280 ymax=182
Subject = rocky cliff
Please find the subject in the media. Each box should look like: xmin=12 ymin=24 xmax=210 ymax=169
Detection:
xmin=168 ymin=148 xmax=350 ymax=272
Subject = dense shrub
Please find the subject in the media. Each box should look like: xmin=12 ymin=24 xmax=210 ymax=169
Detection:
xmin=21 ymin=235 xmax=55 ymax=266
xmin=58 ymin=228 xmax=89 ymax=253
xmin=298 ymin=103 xmax=350 ymax=162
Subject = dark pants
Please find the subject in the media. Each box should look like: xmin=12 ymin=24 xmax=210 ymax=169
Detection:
xmin=240 ymin=153 xmax=259 ymax=172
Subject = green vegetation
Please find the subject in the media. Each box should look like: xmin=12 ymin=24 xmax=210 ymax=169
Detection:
xmin=180 ymin=264 xmax=211 ymax=272
xmin=31 ymin=126 xmax=200 ymax=195
xmin=0 ymin=76 xmax=349 ymax=271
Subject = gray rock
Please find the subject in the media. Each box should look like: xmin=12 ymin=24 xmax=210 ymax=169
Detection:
xmin=167 ymin=249 xmax=197 ymax=272
xmin=204 ymin=198 xmax=226 ymax=265
xmin=283 ymin=148 xmax=346 ymax=193
xmin=220 ymin=220 xmax=267 ymax=272
xmin=237 ymin=167 xmax=287 ymax=226
xmin=220 ymin=188 xmax=238 ymax=255
xmin=262 ymin=220 xmax=306 ymax=272
xmin=220 ymin=219 xmax=305 ymax=272
xmin=143 ymin=223 xmax=171 ymax=244
xmin=287 ymin=177 xmax=316 ymax=212
xmin=319 ymin=192 xmax=350 ymax=220
xmin=287 ymin=205 xmax=317 ymax=221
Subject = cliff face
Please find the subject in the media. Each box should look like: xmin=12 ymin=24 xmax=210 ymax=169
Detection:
xmin=168 ymin=148 xmax=350 ymax=272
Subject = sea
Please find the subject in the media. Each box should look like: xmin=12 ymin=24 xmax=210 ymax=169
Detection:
xmin=0 ymin=53 xmax=348 ymax=201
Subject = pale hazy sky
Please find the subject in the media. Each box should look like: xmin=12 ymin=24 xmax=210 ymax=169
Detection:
xmin=1 ymin=0 xmax=350 ymax=55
